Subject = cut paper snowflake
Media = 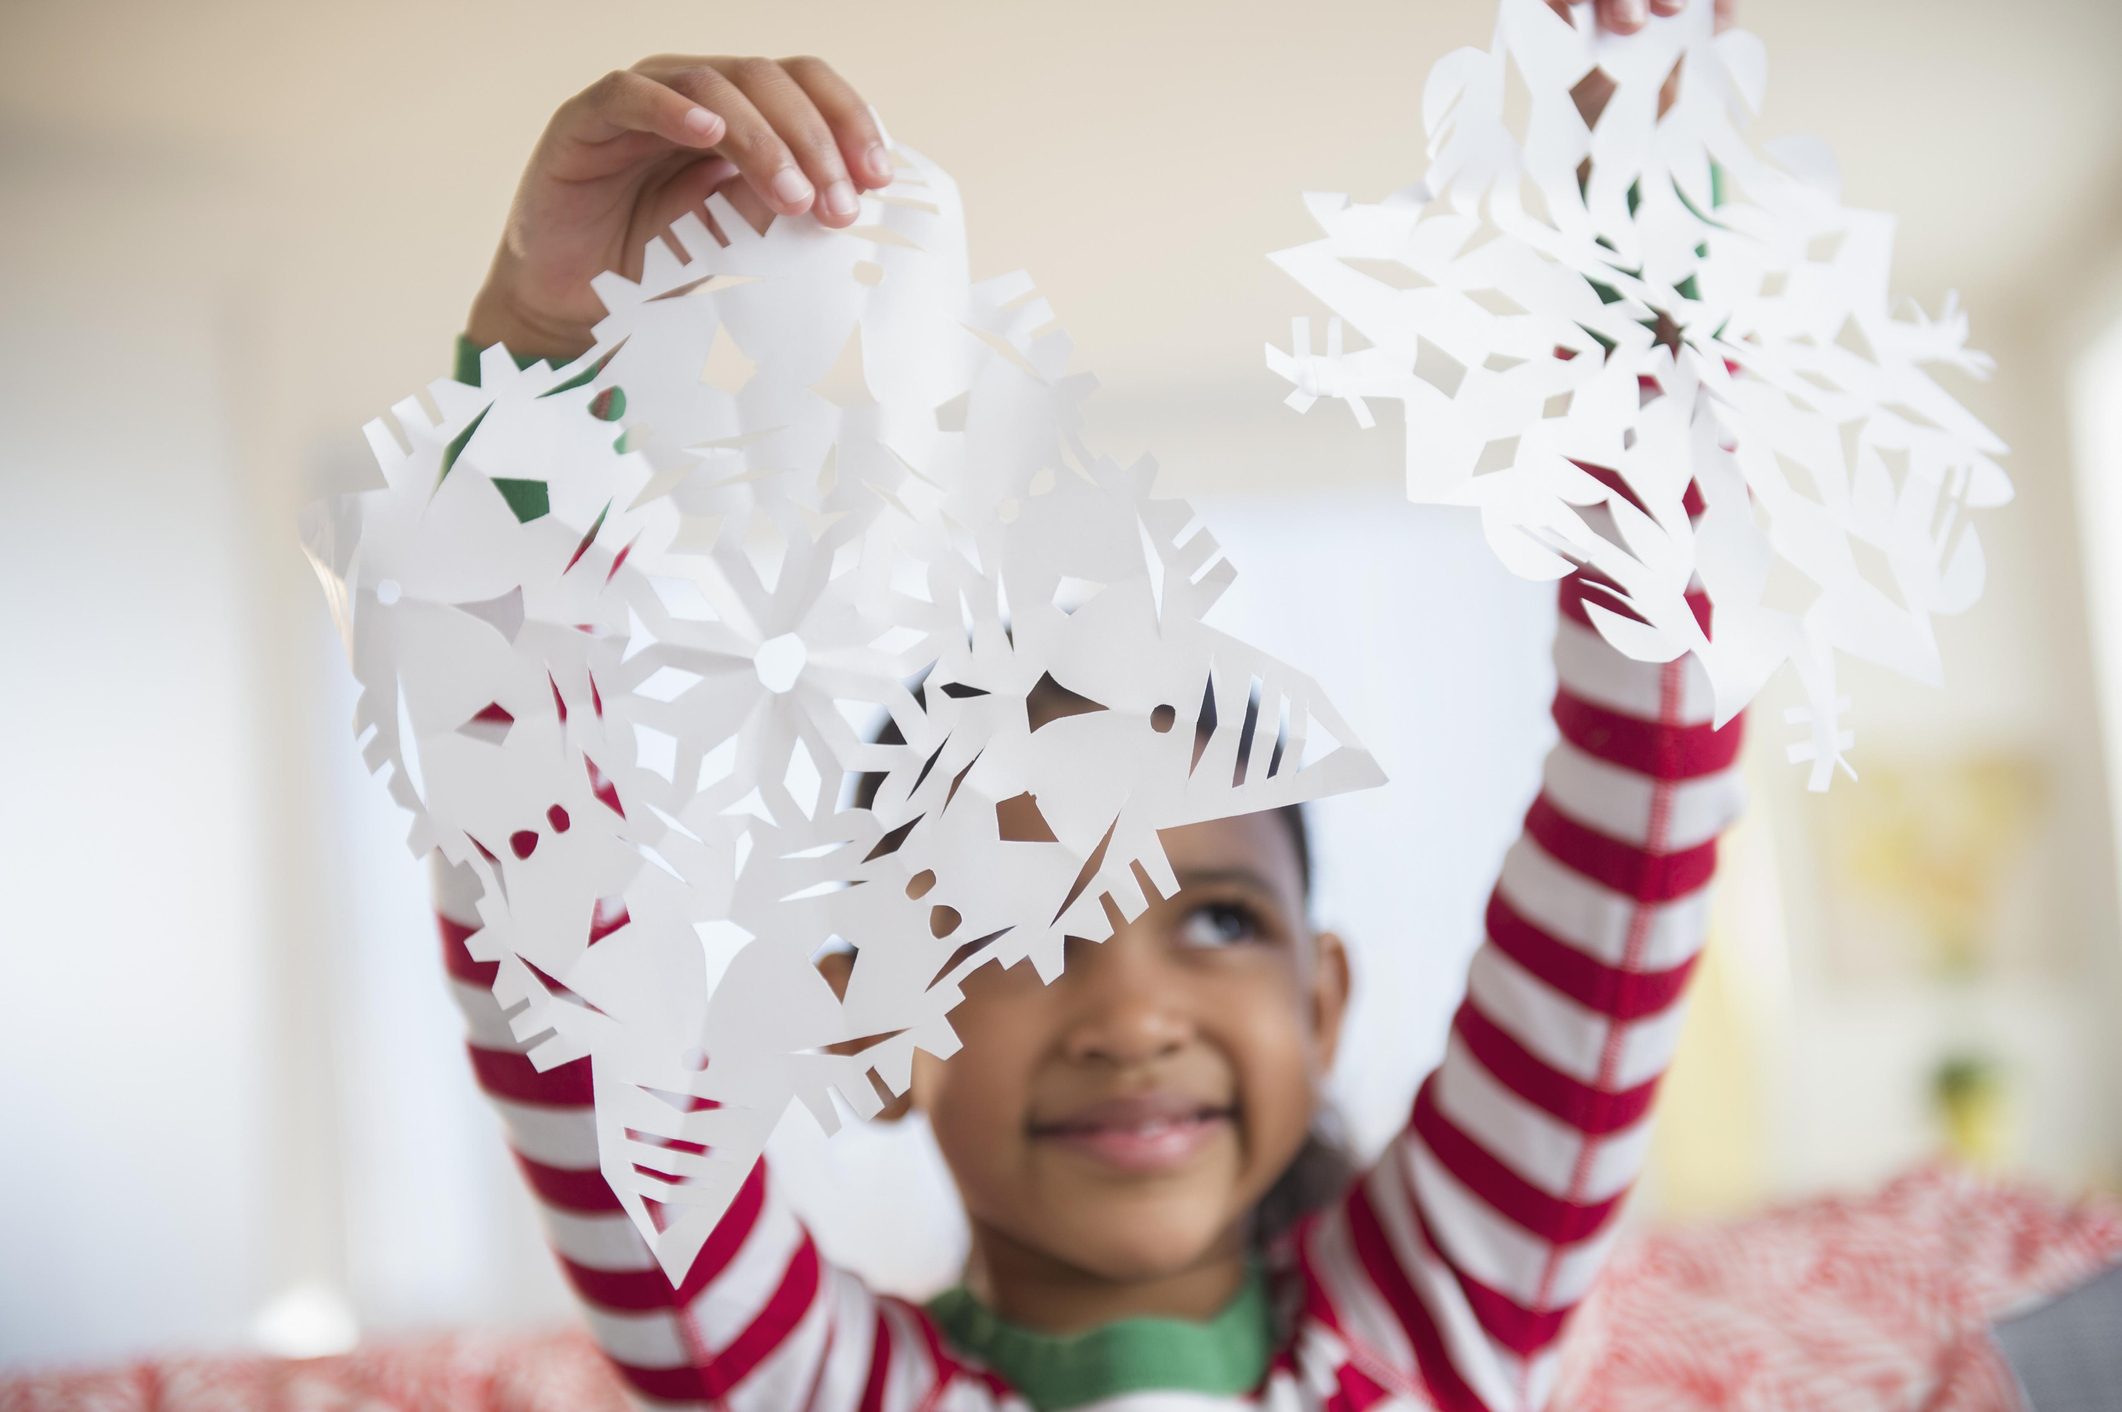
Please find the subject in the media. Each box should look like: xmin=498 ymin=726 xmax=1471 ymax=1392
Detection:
xmin=303 ymin=143 xmax=1382 ymax=1280
xmin=1268 ymin=0 xmax=2010 ymax=788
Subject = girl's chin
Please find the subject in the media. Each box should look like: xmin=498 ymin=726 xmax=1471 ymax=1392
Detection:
xmin=1040 ymin=1196 xmax=1245 ymax=1281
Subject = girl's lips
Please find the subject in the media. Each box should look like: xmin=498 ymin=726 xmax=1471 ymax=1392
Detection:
xmin=1031 ymin=1100 xmax=1234 ymax=1175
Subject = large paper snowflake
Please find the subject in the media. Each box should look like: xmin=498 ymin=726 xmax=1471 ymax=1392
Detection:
xmin=304 ymin=144 xmax=1382 ymax=1279
xmin=1268 ymin=0 xmax=2010 ymax=787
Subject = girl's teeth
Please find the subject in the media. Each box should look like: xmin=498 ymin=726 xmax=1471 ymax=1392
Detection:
xmin=1121 ymin=1116 xmax=1196 ymax=1136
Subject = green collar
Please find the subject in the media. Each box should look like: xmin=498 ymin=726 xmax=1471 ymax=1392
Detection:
xmin=925 ymin=1266 xmax=1274 ymax=1411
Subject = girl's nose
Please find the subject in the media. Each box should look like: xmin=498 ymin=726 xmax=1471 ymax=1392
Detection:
xmin=1058 ymin=935 xmax=1196 ymax=1067
xmin=1061 ymin=994 xmax=1194 ymax=1067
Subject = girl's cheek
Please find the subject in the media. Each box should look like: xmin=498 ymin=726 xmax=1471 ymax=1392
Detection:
xmin=949 ymin=987 xmax=1040 ymax=1059
xmin=1228 ymin=992 xmax=1326 ymax=1109
xmin=924 ymin=1002 xmax=1042 ymax=1120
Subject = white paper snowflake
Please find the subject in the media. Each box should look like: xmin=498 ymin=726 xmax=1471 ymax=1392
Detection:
xmin=1268 ymin=0 xmax=2010 ymax=787
xmin=304 ymin=144 xmax=1383 ymax=1280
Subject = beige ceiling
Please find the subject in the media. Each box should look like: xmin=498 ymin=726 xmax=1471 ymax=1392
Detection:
xmin=4 ymin=0 xmax=2115 ymax=403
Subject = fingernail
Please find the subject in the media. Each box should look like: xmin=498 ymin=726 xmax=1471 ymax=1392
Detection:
xmin=1617 ymin=0 xmax=1648 ymax=22
xmin=864 ymin=144 xmax=892 ymax=182
xmin=771 ymin=167 xmax=814 ymax=208
xmin=822 ymin=180 xmax=858 ymax=219
xmin=682 ymin=106 xmax=720 ymax=139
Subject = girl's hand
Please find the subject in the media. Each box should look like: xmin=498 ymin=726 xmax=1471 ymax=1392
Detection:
xmin=1549 ymin=0 xmax=1737 ymax=33
xmin=466 ymin=55 xmax=891 ymax=362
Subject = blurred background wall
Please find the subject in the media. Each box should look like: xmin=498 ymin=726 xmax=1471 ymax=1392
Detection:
xmin=3 ymin=0 xmax=2119 ymax=1370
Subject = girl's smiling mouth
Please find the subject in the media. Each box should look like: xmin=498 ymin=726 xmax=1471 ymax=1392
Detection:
xmin=1029 ymin=1092 xmax=1237 ymax=1175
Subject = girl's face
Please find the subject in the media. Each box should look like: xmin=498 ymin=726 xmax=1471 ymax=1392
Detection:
xmin=910 ymin=804 xmax=1349 ymax=1298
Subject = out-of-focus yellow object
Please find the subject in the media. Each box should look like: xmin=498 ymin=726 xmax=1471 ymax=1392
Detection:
xmin=1817 ymin=754 xmax=2045 ymax=979
xmin=1935 ymin=1054 xmax=2012 ymax=1168
xmin=1648 ymin=925 xmax=1767 ymax=1217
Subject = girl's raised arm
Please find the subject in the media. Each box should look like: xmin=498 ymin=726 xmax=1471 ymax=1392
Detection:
xmin=1293 ymin=505 xmax=1746 ymax=1411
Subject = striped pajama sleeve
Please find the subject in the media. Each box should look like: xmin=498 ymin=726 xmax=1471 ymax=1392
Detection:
xmin=1294 ymin=567 xmax=1746 ymax=1412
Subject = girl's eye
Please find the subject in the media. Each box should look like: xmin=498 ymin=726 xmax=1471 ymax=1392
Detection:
xmin=1177 ymin=901 xmax=1262 ymax=949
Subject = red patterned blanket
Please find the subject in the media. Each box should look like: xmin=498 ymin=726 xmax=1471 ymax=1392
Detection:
xmin=6 ymin=1167 xmax=2117 ymax=1412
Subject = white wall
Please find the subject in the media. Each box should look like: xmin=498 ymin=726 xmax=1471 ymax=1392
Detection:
xmin=2071 ymin=313 xmax=2122 ymax=932
xmin=0 ymin=156 xmax=274 ymax=1363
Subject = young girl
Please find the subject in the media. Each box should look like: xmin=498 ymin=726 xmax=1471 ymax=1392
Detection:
xmin=438 ymin=6 xmax=1745 ymax=1407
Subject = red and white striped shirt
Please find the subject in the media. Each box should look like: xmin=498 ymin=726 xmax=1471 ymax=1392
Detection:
xmin=435 ymin=573 xmax=1745 ymax=1411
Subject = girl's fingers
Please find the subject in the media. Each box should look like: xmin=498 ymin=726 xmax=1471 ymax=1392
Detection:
xmin=713 ymin=166 xmax=777 ymax=236
xmin=782 ymin=54 xmax=892 ymax=189
xmin=658 ymin=155 xmax=770 ymax=240
xmin=1596 ymin=0 xmax=1650 ymax=32
xmin=690 ymin=154 xmax=741 ymax=190
xmin=1562 ymin=0 xmax=1715 ymax=32
xmin=651 ymin=61 xmax=818 ymax=218
xmin=569 ymin=68 xmax=726 ymax=149
xmin=722 ymin=57 xmax=862 ymax=226
xmin=676 ymin=153 xmax=742 ymax=213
